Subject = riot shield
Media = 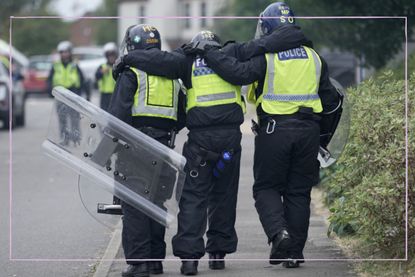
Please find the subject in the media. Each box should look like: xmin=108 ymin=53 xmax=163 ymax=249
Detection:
xmin=318 ymin=78 xmax=351 ymax=168
xmin=42 ymin=86 xmax=186 ymax=227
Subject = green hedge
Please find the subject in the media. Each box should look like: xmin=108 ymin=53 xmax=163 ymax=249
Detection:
xmin=322 ymin=71 xmax=414 ymax=261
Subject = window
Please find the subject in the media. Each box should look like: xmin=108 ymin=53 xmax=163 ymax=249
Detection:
xmin=139 ymin=5 xmax=146 ymax=24
xmin=200 ymin=2 xmax=207 ymax=28
xmin=184 ymin=3 xmax=191 ymax=29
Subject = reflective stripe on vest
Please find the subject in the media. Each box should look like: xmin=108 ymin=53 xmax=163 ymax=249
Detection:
xmin=98 ymin=64 xmax=116 ymax=94
xmin=130 ymin=67 xmax=179 ymax=121
xmin=260 ymin=46 xmax=323 ymax=115
xmin=52 ymin=62 xmax=81 ymax=89
xmin=187 ymin=57 xmax=242 ymax=112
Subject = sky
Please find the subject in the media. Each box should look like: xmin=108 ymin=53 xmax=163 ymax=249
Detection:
xmin=51 ymin=0 xmax=103 ymax=18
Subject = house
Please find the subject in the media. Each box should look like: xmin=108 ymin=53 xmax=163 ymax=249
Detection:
xmin=118 ymin=0 xmax=228 ymax=50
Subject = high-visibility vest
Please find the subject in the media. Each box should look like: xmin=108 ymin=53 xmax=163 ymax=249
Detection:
xmin=0 ymin=56 xmax=10 ymax=69
xmin=187 ymin=57 xmax=242 ymax=112
xmin=130 ymin=67 xmax=180 ymax=121
xmin=52 ymin=62 xmax=81 ymax=89
xmin=257 ymin=46 xmax=323 ymax=115
xmin=98 ymin=64 xmax=116 ymax=94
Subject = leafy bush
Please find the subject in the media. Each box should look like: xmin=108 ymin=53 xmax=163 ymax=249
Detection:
xmin=322 ymin=71 xmax=414 ymax=260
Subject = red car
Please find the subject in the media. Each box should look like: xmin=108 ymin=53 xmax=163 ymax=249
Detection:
xmin=23 ymin=55 xmax=52 ymax=96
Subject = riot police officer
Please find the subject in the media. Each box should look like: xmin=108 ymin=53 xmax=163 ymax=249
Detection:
xmin=48 ymin=41 xmax=85 ymax=96
xmin=47 ymin=41 xmax=85 ymax=145
xmin=113 ymin=30 xmax=244 ymax=275
xmin=109 ymin=24 xmax=186 ymax=277
xmin=95 ymin=42 xmax=118 ymax=111
xmin=199 ymin=2 xmax=341 ymax=269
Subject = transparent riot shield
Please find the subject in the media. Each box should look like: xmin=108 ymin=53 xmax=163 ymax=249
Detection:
xmin=42 ymin=86 xmax=186 ymax=227
xmin=318 ymin=78 xmax=351 ymax=168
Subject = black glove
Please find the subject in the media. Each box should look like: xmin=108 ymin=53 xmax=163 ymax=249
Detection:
xmin=182 ymin=41 xmax=221 ymax=56
xmin=182 ymin=42 xmax=204 ymax=56
xmin=112 ymin=56 xmax=125 ymax=80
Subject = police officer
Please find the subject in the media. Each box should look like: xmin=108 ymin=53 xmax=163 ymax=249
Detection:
xmin=199 ymin=2 xmax=340 ymax=269
xmin=113 ymin=30 xmax=244 ymax=275
xmin=48 ymin=41 xmax=85 ymax=96
xmin=109 ymin=24 xmax=186 ymax=277
xmin=48 ymin=41 xmax=85 ymax=145
xmin=95 ymin=42 xmax=118 ymax=111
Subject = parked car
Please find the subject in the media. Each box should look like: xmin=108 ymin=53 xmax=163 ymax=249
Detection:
xmin=0 ymin=61 xmax=26 ymax=129
xmin=23 ymin=55 xmax=52 ymax=96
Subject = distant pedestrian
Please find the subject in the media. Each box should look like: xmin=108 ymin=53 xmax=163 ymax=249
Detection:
xmin=95 ymin=42 xmax=118 ymax=111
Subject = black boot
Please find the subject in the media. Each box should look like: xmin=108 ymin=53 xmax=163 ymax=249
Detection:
xmin=149 ymin=261 xmax=163 ymax=274
xmin=180 ymin=261 xmax=198 ymax=276
xmin=269 ymin=229 xmax=291 ymax=265
xmin=208 ymin=253 xmax=225 ymax=270
xmin=122 ymin=263 xmax=150 ymax=277
xmin=283 ymin=252 xmax=304 ymax=268
xmin=282 ymin=260 xmax=301 ymax=268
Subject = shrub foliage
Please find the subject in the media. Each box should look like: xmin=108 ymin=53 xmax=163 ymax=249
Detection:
xmin=323 ymin=71 xmax=414 ymax=259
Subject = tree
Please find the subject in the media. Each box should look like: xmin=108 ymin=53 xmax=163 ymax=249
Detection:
xmin=214 ymin=0 xmax=414 ymax=69
xmin=1 ymin=0 xmax=69 ymax=57
xmin=0 ymin=0 xmax=52 ymax=40
xmin=92 ymin=0 xmax=118 ymax=45
xmin=12 ymin=17 xmax=69 ymax=56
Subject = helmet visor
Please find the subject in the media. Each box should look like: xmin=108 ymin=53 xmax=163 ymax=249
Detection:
xmin=119 ymin=25 xmax=134 ymax=55
xmin=255 ymin=19 xmax=265 ymax=39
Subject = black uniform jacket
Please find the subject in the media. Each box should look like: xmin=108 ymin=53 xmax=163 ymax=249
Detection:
xmin=119 ymin=25 xmax=312 ymax=129
xmin=108 ymin=67 xmax=186 ymax=132
xmin=203 ymin=25 xmax=340 ymax=121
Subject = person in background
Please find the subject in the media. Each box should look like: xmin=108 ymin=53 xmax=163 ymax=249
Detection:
xmin=95 ymin=42 xmax=118 ymax=111
xmin=48 ymin=41 xmax=85 ymax=145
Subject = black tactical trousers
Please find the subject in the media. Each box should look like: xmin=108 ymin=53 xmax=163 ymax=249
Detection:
xmin=121 ymin=136 xmax=170 ymax=264
xmin=253 ymin=118 xmax=320 ymax=259
xmin=172 ymin=128 xmax=242 ymax=259
xmin=100 ymin=93 xmax=112 ymax=112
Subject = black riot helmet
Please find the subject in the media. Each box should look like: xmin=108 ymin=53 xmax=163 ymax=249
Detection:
xmin=191 ymin=30 xmax=222 ymax=48
xmin=121 ymin=24 xmax=161 ymax=54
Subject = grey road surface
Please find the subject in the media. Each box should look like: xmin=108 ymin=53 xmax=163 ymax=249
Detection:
xmin=1 ymin=96 xmax=356 ymax=277
xmin=1 ymin=96 xmax=115 ymax=277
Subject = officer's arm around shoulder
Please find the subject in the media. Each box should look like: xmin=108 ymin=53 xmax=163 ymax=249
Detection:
xmin=222 ymin=25 xmax=311 ymax=61
xmin=123 ymin=48 xmax=186 ymax=80
xmin=318 ymin=56 xmax=340 ymax=112
xmin=204 ymin=49 xmax=265 ymax=85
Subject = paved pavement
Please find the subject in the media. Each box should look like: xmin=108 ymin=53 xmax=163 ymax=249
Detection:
xmin=1 ymin=96 xmax=114 ymax=277
xmin=101 ymin=117 xmax=356 ymax=277
xmin=1 ymin=96 xmax=356 ymax=276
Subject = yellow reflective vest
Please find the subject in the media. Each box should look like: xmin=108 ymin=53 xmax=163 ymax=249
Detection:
xmin=187 ymin=57 xmax=242 ymax=112
xmin=52 ymin=62 xmax=81 ymax=89
xmin=255 ymin=46 xmax=323 ymax=115
xmin=98 ymin=64 xmax=116 ymax=94
xmin=0 ymin=56 xmax=10 ymax=69
xmin=130 ymin=67 xmax=180 ymax=121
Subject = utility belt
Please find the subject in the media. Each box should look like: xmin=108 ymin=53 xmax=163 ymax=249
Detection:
xmin=252 ymin=107 xmax=321 ymax=136
xmin=186 ymin=141 xmax=239 ymax=179
xmin=188 ymin=123 xmax=241 ymax=133
xmin=137 ymin=126 xmax=177 ymax=148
